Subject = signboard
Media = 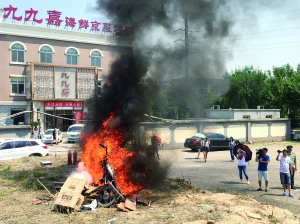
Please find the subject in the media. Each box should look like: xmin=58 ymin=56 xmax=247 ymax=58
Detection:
xmin=74 ymin=111 xmax=83 ymax=124
xmin=55 ymin=67 xmax=76 ymax=99
xmin=45 ymin=102 xmax=82 ymax=110
xmin=3 ymin=5 xmax=134 ymax=37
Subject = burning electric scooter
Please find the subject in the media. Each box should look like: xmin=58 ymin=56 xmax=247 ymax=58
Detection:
xmin=90 ymin=143 xmax=125 ymax=207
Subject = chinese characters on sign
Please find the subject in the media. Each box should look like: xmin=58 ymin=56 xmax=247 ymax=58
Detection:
xmin=44 ymin=102 xmax=82 ymax=109
xmin=3 ymin=5 xmax=134 ymax=36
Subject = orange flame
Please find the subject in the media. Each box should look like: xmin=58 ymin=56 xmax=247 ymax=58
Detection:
xmin=81 ymin=114 xmax=144 ymax=196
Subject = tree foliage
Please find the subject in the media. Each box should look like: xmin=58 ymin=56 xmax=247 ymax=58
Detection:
xmin=217 ymin=64 xmax=300 ymax=119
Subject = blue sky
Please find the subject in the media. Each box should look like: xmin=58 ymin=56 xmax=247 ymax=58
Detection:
xmin=2 ymin=1 xmax=300 ymax=72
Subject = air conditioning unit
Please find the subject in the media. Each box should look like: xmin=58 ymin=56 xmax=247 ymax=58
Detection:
xmin=213 ymin=105 xmax=220 ymax=110
xmin=257 ymin=106 xmax=264 ymax=109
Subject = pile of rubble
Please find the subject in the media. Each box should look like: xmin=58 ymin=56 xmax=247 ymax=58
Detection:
xmin=51 ymin=177 xmax=137 ymax=212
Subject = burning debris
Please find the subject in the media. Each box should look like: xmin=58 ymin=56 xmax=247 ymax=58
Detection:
xmin=51 ymin=114 xmax=166 ymax=212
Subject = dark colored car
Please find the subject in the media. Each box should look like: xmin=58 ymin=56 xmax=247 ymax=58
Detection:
xmin=184 ymin=133 xmax=240 ymax=151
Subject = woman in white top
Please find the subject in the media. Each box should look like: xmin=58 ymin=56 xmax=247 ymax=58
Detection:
xmin=237 ymin=149 xmax=250 ymax=184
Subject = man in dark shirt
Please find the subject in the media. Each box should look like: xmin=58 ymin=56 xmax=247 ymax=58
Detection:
xmin=255 ymin=148 xmax=270 ymax=192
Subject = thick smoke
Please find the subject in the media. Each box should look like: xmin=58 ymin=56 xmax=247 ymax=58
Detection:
xmin=80 ymin=0 xmax=237 ymax=189
xmin=92 ymin=0 xmax=236 ymax=119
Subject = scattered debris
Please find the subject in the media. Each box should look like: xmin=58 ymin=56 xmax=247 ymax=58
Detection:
xmin=187 ymin=194 xmax=192 ymax=199
xmin=32 ymin=199 xmax=43 ymax=205
xmin=125 ymin=195 xmax=137 ymax=211
xmin=37 ymin=179 xmax=54 ymax=197
xmin=107 ymin=217 xmax=117 ymax=222
xmin=82 ymin=199 xmax=97 ymax=211
xmin=53 ymin=177 xmax=88 ymax=211
xmin=247 ymin=212 xmax=262 ymax=219
xmin=117 ymin=202 xmax=129 ymax=212
xmin=40 ymin=161 xmax=52 ymax=167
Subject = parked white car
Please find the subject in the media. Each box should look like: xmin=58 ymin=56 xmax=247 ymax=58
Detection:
xmin=0 ymin=139 xmax=49 ymax=161
xmin=67 ymin=124 xmax=85 ymax=143
xmin=41 ymin=129 xmax=63 ymax=144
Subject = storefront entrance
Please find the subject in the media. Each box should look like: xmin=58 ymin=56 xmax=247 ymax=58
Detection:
xmin=44 ymin=102 xmax=83 ymax=132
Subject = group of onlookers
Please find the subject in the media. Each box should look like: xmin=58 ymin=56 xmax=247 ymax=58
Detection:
xmin=230 ymin=136 xmax=297 ymax=198
xmin=195 ymin=136 xmax=297 ymax=198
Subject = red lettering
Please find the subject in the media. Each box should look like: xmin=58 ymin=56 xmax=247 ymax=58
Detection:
xmin=3 ymin=5 xmax=22 ymax=21
xmin=46 ymin=10 xmax=63 ymax=27
xmin=24 ymin=8 xmax=43 ymax=24
xmin=78 ymin=19 xmax=89 ymax=30
xmin=65 ymin=17 xmax=76 ymax=29
xmin=90 ymin=21 xmax=101 ymax=32
xmin=102 ymin=22 xmax=112 ymax=33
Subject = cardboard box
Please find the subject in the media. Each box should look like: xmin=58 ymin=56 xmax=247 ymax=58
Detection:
xmin=60 ymin=177 xmax=89 ymax=193
xmin=54 ymin=190 xmax=84 ymax=211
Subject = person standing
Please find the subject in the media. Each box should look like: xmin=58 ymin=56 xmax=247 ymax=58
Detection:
xmin=229 ymin=136 xmax=235 ymax=162
xmin=52 ymin=128 xmax=58 ymax=146
xmin=202 ymin=137 xmax=210 ymax=162
xmin=276 ymin=149 xmax=294 ymax=198
xmin=287 ymin=145 xmax=297 ymax=190
xmin=237 ymin=149 xmax=250 ymax=184
xmin=195 ymin=138 xmax=204 ymax=159
xmin=151 ymin=135 xmax=161 ymax=159
xmin=255 ymin=148 xmax=270 ymax=192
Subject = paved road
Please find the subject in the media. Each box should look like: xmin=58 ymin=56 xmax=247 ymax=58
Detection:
xmin=45 ymin=140 xmax=80 ymax=156
xmin=161 ymin=145 xmax=300 ymax=215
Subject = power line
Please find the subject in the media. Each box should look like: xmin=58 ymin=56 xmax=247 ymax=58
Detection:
xmin=234 ymin=8 xmax=300 ymax=22
xmin=217 ymin=44 xmax=300 ymax=52
xmin=233 ymin=16 xmax=300 ymax=29
xmin=219 ymin=40 xmax=300 ymax=50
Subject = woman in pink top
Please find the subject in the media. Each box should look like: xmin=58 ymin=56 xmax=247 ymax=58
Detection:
xmin=237 ymin=149 xmax=250 ymax=184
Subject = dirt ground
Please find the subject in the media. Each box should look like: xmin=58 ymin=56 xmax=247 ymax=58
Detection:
xmin=0 ymin=148 xmax=299 ymax=224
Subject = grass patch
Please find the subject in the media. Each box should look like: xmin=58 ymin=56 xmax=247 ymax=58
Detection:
xmin=0 ymin=165 xmax=11 ymax=172
xmin=0 ymin=188 xmax=16 ymax=196
xmin=33 ymin=171 xmax=47 ymax=178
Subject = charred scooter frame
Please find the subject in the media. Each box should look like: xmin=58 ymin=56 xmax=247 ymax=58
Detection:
xmin=94 ymin=143 xmax=125 ymax=207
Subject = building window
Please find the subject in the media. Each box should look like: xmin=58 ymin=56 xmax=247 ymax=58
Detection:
xmin=10 ymin=42 xmax=26 ymax=63
xmin=243 ymin=115 xmax=250 ymax=119
xmin=66 ymin=47 xmax=79 ymax=65
xmin=11 ymin=77 xmax=25 ymax=95
xmin=11 ymin=109 xmax=25 ymax=125
xmin=39 ymin=45 xmax=54 ymax=63
xmin=266 ymin=115 xmax=272 ymax=119
xmin=90 ymin=50 xmax=103 ymax=68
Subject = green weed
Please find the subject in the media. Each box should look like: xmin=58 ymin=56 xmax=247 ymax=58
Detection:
xmin=0 ymin=165 xmax=11 ymax=172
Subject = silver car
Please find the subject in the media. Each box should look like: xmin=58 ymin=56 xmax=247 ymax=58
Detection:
xmin=41 ymin=129 xmax=63 ymax=144
xmin=0 ymin=139 xmax=49 ymax=160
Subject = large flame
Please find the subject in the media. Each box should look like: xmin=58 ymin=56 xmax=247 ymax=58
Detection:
xmin=81 ymin=114 xmax=144 ymax=196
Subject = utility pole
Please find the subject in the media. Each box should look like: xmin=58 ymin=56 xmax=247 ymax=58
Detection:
xmin=185 ymin=17 xmax=189 ymax=79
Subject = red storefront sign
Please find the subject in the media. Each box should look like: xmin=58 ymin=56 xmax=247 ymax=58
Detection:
xmin=44 ymin=102 xmax=82 ymax=110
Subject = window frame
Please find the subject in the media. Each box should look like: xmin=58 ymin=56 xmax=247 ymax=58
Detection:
xmin=90 ymin=49 xmax=103 ymax=69
xmin=9 ymin=42 xmax=27 ymax=64
xmin=65 ymin=47 xmax=80 ymax=65
xmin=39 ymin=44 xmax=55 ymax=63
xmin=10 ymin=75 xmax=26 ymax=96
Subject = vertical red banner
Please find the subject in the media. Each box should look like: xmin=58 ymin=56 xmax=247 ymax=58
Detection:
xmin=74 ymin=110 xmax=83 ymax=124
